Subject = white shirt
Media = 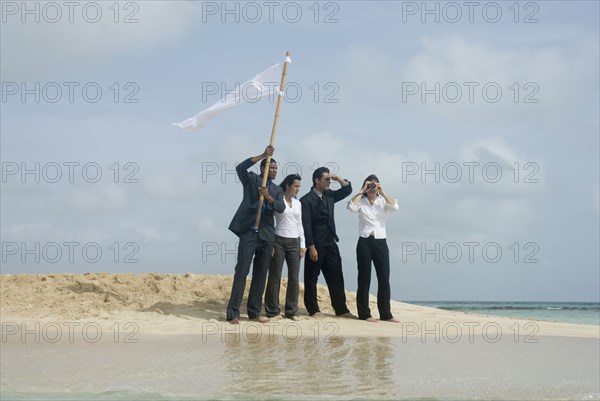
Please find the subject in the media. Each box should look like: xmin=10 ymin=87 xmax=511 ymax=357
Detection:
xmin=275 ymin=197 xmax=306 ymax=248
xmin=347 ymin=195 xmax=399 ymax=239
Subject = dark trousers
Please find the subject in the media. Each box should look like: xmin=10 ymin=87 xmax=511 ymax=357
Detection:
xmin=226 ymin=230 xmax=274 ymax=320
xmin=304 ymin=243 xmax=350 ymax=316
xmin=356 ymin=236 xmax=393 ymax=320
xmin=264 ymin=235 xmax=301 ymax=318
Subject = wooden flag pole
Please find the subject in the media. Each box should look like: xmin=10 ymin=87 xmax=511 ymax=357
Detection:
xmin=254 ymin=51 xmax=291 ymax=230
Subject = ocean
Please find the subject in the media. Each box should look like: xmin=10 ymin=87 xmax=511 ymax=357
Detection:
xmin=408 ymin=301 xmax=600 ymax=326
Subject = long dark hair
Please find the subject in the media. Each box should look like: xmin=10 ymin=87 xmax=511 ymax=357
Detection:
xmin=362 ymin=174 xmax=379 ymax=197
xmin=279 ymin=174 xmax=301 ymax=192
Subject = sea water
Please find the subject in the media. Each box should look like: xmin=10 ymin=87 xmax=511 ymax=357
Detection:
xmin=409 ymin=301 xmax=600 ymax=325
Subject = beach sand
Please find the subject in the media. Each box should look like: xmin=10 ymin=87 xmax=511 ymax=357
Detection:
xmin=1 ymin=273 xmax=599 ymax=400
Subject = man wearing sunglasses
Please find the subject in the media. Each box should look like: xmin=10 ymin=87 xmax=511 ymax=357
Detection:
xmin=300 ymin=167 xmax=357 ymax=319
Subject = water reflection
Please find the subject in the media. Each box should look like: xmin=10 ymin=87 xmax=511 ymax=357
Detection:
xmin=222 ymin=329 xmax=394 ymax=399
xmin=351 ymin=337 xmax=395 ymax=397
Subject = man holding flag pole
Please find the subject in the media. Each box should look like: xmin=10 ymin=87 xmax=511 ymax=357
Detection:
xmin=175 ymin=52 xmax=291 ymax=323
xmin=225 ymin=146 xmax=285 ymax=324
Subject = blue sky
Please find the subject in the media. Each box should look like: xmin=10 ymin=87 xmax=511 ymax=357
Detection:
xmin=1 ymin=1 xmax=598 ymax=302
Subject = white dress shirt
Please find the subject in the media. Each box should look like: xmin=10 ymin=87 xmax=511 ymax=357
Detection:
xmin=275 ymin=197 xmax=306 ymax=248
xmin=347 ymin=195 xmax=399 ymax=238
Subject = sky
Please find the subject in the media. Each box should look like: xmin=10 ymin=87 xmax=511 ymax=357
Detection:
xmin=1 ymin=0 xmax=598 ymax=302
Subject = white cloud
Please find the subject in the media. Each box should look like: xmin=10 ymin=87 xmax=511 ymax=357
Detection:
xmin=141 ymin=171 xmax=202 ymax=200
xmin=400 ymin=33 xmax=599 ymax=121
xmin=276 ymin=131 xmax=544 ymax=241
xmin=58 ymin=184 xmax=128 ymax=212
xmin=2 ymin=222 xmax=56 ymax=241
xmin=458 ymin=138 xmax=520 ymax=163
xmin=134 ymin=225 xmax=161 ymax=242
xmin=336 ymin=33 xmax=598 ymax=127
xmin=1 ymin=2 xmax=201 ymax=79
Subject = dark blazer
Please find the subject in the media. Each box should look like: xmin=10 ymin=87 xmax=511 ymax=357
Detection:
xmin=300 ymin=183 xmax=352 ymax=247
xmin=228 ymin=158 xmax=285 ymax=242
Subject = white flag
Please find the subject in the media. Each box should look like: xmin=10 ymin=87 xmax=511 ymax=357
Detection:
xmin=173 ymin=58 xmax=290 ymax=130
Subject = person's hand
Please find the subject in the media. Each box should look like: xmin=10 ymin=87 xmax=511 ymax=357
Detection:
xmin=330 ymin=174 xmax=341 ymax=183
xmin=262 ymin=145 xmax=275 ymax=159
xmin=300 ymin=248 xmax=306 ymax=259
xmin=272 ymin=248 xmax=276 ymax=257
xmin=258 ymin=186 xmax=273 ymax=203
xmin=360 ymin=181 xmax=370 ymax=193
xmin=376 ymin=182 xmax=383 ymax=194
xmin=363 ymin=181 xmax=379 ymax=192
xmin=309 ymin=247 xmax=318 ymax=262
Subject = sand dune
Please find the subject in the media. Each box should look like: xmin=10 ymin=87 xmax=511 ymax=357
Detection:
xmin=1 ymin=272 xmax=598 ymax=339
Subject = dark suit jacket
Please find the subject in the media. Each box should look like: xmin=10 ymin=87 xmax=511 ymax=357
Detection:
xmin=300 ymin=183 xmax=352 ymax=247
xmin=228 ymin=158 xmax=285 ymax=242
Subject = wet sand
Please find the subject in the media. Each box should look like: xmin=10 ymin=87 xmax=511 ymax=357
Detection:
xmin=2 ymin=327 xmax=599 ymax=400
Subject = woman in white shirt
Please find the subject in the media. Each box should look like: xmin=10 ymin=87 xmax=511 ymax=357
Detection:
xmin=348 ymin=174 xmax=400 ymax=323
xmin=264 ymin=174 xmax=306 ymax=320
